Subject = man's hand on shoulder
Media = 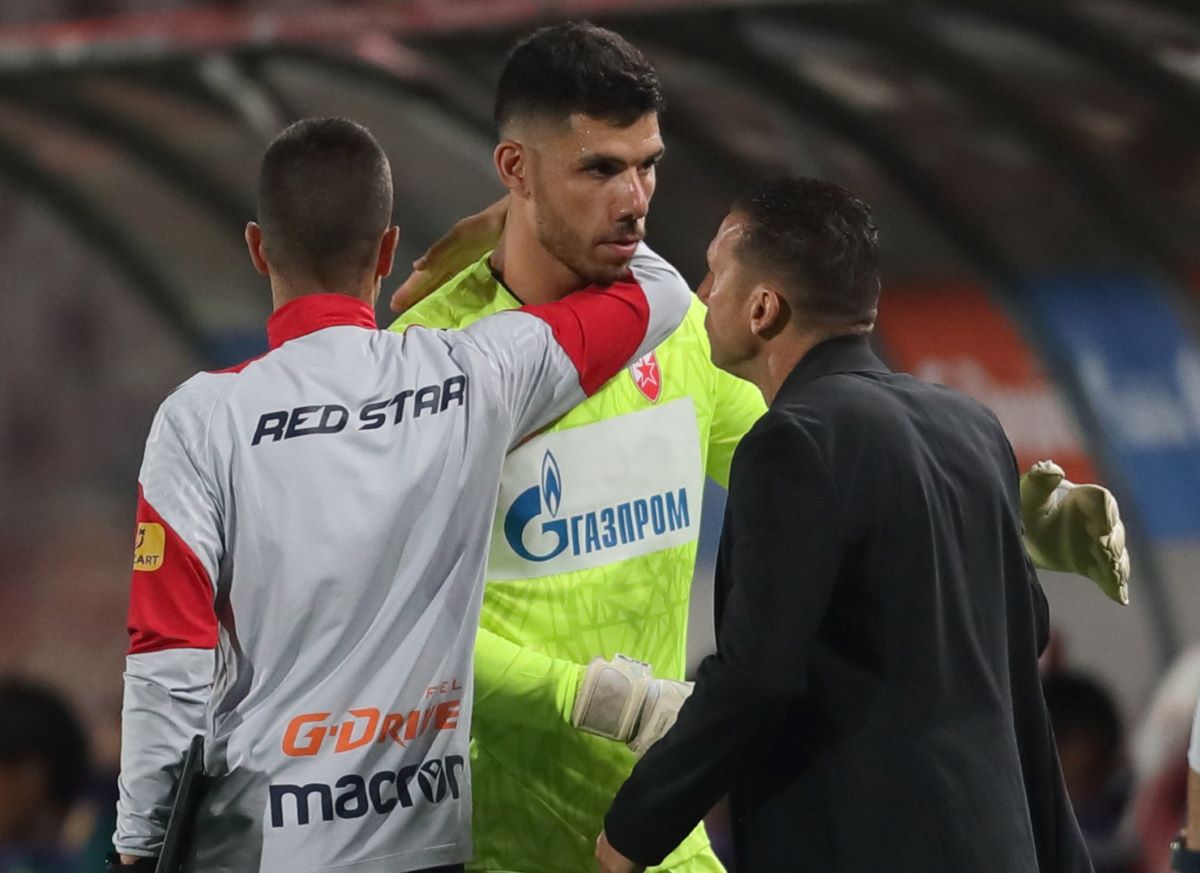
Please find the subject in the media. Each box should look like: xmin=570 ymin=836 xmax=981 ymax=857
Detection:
xmin=1020 ymin=460 xmax=1130 ymax=605
xmin=389 ymin=196 xmax=508 ymax=313
xmin=596 ymin=831 xmax=646 ymax=873
xmin=571 ymin=654 xmax=692 ymax=757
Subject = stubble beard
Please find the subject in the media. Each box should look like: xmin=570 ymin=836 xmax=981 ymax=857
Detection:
xmin=704 ymin=311 xmax=748 ymax=377
xmin=532 ymin=196 xmax=630 ymax=288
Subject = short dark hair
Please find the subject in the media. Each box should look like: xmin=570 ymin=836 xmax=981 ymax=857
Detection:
xmin=1042 ymin=670 xmax=1123 ymax=761
xmin=257 ymin=117 xmax=392 ymax=282
xmin=494 ymin=21 xmax=665 ymax=132
xmin=0 ymin=676 xmax=89 ymax=808
xmin=732 ymin=177 xmax=881 ymax=329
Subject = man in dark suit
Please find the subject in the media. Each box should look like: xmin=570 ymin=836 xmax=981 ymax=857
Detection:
xmin=594 ymin=177 xmax=1093 ymax=873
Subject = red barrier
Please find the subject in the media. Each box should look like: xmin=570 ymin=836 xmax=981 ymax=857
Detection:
xmin=0 ymin=0 xmax=722 ymax=64
xmin=877 ymin=280 xmax=1098 ymax=482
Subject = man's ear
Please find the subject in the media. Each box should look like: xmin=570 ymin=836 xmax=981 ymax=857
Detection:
xmin=245 ymin=222 xmax=269 ymax=276
xmin=748 ymin=285 xmax=790 ymax=340
xmin=494 ymin=140 xmax=531 ymax=198
xmin=376 ymin=226 xmax=401 ymax=279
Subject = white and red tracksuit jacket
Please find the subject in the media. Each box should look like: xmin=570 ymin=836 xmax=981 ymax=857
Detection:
xmin=115 ymin=256 xmax=690 ymax=872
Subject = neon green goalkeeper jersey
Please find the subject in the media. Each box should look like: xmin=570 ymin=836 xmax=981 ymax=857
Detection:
xmin=391 ymin=248 xmax=765 ymax=873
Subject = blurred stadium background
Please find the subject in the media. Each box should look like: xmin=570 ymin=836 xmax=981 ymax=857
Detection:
xmin=1 ymin=0 xmax=1199 ymax=870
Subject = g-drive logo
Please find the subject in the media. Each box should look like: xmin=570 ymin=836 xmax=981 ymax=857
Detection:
xmin=503 ymin=450 xmax=691 ymax=563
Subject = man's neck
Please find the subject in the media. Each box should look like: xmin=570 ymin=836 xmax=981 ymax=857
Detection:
xmin=489 ymin=220 xmax=583 ymax=306
xmin=739 ymin=330 xmax=844 ymax=405
xmin=271 ymin=276 xmax=378 ymax=311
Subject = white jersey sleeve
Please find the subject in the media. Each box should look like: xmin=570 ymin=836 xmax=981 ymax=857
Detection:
xmin=454 ymin=264 xmax=691 ymax=444
xmin=115 ymin=378 xmax=223 ymax=857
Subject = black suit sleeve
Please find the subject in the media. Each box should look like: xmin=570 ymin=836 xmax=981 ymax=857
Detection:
xmin=604 ymin=412 xmax=843 ymax=865
xmin=1027 ymin=551 xmax=1051 ymax=655
xmin=993 ymin=414 xmax=1052 ymax=655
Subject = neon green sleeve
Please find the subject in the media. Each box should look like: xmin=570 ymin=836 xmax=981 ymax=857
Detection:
xmin=704 ymin=367 xmax=766 ymax=488
xmin=473 ymin=625 xmax=587 ymax=728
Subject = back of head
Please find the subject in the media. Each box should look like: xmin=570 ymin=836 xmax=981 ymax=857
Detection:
xmin=494 ymin=21 xmax=665 ymax=132
xmin=257 ymin=118 xmax=393 ymax=286
xmin=0 ymin=676 xmax=89 ymax=824
xmin=733 ymin=177 xmax=881 ymax=332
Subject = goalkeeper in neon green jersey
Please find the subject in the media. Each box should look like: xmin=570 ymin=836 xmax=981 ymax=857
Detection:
xmin=392 ymin=25 xmax=750 ymax=872
xmin=389 ymin=23 xmax=1130 ymax=873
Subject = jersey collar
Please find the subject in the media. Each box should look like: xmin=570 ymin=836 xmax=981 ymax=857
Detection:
xmin=267 ymin=294 xmax=377 ymax=350
xmin=776 ymin=334 xmax=890 ymax=405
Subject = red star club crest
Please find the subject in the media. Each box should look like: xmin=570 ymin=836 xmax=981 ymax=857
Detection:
xmin=630 ymin=352 xmax=661 ymax=403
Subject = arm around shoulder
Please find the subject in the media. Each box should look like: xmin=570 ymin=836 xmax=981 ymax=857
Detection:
xmin=457 ymin=274 xmax=692 ymax=444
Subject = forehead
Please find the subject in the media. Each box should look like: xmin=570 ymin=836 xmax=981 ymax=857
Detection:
xmin=539 ymin=111 xmax=662 ymax=158
xmin=709 ymin=212 xmax=748 ymax=263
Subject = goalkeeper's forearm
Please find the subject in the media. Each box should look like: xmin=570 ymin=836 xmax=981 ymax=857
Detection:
xmin=473 ymin=634 xmax=690 ymax=756
xmin=473 ymin=626 xmax=586 ymax=728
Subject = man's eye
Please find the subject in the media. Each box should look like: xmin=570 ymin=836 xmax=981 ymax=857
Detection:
xmin=586 ymin=163 xmax=621 ymax=178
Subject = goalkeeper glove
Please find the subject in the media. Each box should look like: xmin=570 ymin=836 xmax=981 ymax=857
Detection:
xmin=570 ymin=654 xmax=692 ymax=757
xmin=1020 ymin=460 xmax=1130 ymax=605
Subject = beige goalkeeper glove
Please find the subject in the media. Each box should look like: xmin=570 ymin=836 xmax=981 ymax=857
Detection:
xmin=1020 ymin=460 xmax=1130 ymax=605
xmin=570 ymin=654 xmax=692 ymax=758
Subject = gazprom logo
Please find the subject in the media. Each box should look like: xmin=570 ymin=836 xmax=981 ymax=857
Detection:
xmin=542 ymin=452 xmax=562 ymax=518
xmin=502 ymin=450 xmax=691 ymax=564
xmin=504 ymin=452 xmax=569 ymax=563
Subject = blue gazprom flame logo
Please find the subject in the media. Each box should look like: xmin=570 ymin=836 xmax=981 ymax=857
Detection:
xmin=504 ymin=451 xmax=569 ymax=562
xmin=542 ymin=452 xmax=562 ymax=517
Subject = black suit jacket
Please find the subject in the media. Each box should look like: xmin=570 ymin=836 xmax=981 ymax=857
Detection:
xmin=605 ymin=335 xmax=1091 ymax=873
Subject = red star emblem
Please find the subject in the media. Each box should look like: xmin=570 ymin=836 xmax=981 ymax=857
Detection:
xmin=630 ymin=352 xmax=661 ymax=403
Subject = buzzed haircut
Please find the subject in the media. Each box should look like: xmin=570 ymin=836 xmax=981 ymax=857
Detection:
xmin=494 ymin=21 xmax=665 ymax=132
xmin=733 ymin=177 xmax=881 ymax=329
xmin=257 ymin=118 xmax=393 ymax=282
xmin=0 ymin=676 xmax=89 ymax=808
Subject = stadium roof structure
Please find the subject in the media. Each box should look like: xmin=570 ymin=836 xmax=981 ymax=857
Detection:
xmin=1 ymin=0 xmax=1198 ymax=363
xmin=2 ymin=0 xmax=1198 ymax=686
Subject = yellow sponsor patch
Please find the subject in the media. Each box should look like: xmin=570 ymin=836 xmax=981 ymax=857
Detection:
xmin=134 ymin=522 xmax=165 ymax=572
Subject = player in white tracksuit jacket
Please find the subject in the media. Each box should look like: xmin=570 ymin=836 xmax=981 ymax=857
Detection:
xmin=112 ymin=118 xmax=690 ymax=873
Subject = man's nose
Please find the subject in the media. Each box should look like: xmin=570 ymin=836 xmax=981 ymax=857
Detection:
xmin=697 ymin=273 xmax=714 ymax=303
xmin=616 ymin=171 xmax=651 ymax=221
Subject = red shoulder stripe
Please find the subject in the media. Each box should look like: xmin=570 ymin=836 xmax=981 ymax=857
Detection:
xmin=127 ymin=486 xmax=218 ymax=654
xmin=519 ymin=279 xmax=650 ymax=396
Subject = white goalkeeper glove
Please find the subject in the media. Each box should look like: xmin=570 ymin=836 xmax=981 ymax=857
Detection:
xmin=570 ymin=654 xmax=692 ymax=757
xmin=1020 ymin=460 xmax=1130 ymax=605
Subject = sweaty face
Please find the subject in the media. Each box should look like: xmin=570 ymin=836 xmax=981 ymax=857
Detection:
xmin=697 ymin=213 xmax=757 ymax=373
xmin=525 ymin=112 xmax=663 ymax=286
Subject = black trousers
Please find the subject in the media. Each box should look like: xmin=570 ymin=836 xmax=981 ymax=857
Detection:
xmin=413 ymin=866 xmax=464 ymax=873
